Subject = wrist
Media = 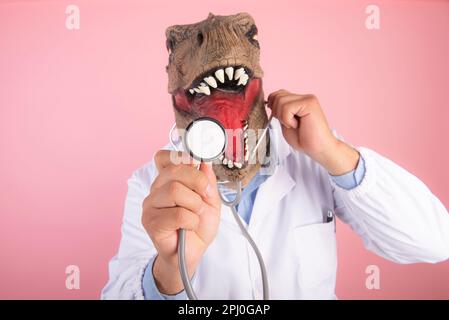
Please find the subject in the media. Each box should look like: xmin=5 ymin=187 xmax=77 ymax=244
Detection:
xmin=153 ymin=255 xmax=184 ymax=295
xmin=313 ymin=137 xmax=360 ymax=176
xmin=153 ymin=254 xmax=199 ymax=295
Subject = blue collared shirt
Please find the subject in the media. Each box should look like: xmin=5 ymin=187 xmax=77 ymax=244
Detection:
xmin=142 ymin=154 xmax=366 ymax=300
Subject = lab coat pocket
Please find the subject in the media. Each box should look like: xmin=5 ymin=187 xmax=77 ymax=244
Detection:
xmin=293 ymin=221 xmax=337 ymax=296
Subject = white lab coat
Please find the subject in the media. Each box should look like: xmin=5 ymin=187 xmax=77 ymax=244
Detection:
xmin=102 ymin=120 xmax=449 ymax=299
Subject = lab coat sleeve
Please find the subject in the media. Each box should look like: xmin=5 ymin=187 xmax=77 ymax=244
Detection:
xmin=330 ymin=147 xmax=449 ymax=264
xmin=101 ymin=164 xmax=157 ymax=300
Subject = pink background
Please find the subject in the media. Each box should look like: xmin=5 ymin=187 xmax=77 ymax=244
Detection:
xmin=0 ymin=0 xmax=448 ymax=299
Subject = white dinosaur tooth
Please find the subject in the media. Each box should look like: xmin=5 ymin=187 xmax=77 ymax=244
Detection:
xmin=225 ymin=67 xmax=234 ymax=81
xmin=234 ymin=67 xmax=245 ymax=80
xmin=198 ymin=84 xmax=211 ymax=95
xmin=234 ymin=162 xmax=242 ymax=169
xmin=237 ymin=73 xmax=249 ymax=86
xmin=223 ymin=158 xmax=228 ymax=165
xmin=243 ymin=123 xmax=248 ymax=130
xmin=189 ymin=89 xmax=195 ymax=94
xmin=215 ymin=69 xmax=225 ymax=83
xmin=244 ymin=152 xmax=249 ymax=161
xmin=227 ymin=160 xmax=234 ymax=168
xmin=204 ymin=76 xmax=217 ymax=88
xmin=238 ymin=78 xmax=248 ymax=86
xmin=193 ymin=88 xmax=201 ymax=93
xmin=218 ymin=154 xmax=224 ymax=160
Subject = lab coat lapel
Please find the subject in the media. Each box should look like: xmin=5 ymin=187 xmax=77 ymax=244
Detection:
xmin=249 ymin=162 xmax=295 ymax=229
xmin=249 ymin=120 xmax=296 ymax=228
xmin=218 ymin=164 xmax=296 ymax=230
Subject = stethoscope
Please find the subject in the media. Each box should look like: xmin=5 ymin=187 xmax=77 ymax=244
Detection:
xmin=169 ymin=108 xmax=273 ymax=300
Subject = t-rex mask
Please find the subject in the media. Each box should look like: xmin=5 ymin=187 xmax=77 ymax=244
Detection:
xmin=166 ymin=12 xmax=270 ymax=186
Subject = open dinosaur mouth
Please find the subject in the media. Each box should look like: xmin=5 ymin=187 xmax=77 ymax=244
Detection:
xmin=173 ymin=65 xmax=262 ymax=170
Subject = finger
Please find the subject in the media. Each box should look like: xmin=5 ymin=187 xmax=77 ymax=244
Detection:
xmin=269 ymin=89 xmax=301 ymax=110
xmin=267 ymin=89 xmax=289 ymax=108
xmin=293 ymin=95 xmax=318 ymax=117
xmin=154 ymin=150 xmax=199 ymax=172
xmin=277 ymin=98 xmax=310 ymax=129
xmin=270 ymin=97 xmax=301 ymax=129
xmin=150 ymin=181 xmax=205 ymax=214
xmin=150 ymin=207 xmax=200 ymax=232
xmin=151 ymin=164 xmax=210 ymax=198
xmin=268 ymin=91 xmax=301 ymax=126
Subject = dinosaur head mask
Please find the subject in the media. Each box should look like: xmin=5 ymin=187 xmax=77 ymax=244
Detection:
xmin=166 ymin=12 xmax=269 ymax=185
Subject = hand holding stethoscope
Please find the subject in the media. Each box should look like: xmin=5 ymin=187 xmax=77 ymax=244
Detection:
xmin=168 ymin=102 xmax=272 ymax=300
xmin=140 ymin=149 xmax=222 ymax=299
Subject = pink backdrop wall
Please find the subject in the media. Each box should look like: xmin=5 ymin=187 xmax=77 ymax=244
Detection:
xmin=0 ymin=0 xmax=448 ymax=299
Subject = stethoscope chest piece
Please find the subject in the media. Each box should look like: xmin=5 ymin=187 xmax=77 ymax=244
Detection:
xmin=184 ymin=117 xmax=227 ymax=162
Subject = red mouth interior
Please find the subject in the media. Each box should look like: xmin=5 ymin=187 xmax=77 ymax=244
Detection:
xmin=174 ymin=78 xmax=261 ymax=164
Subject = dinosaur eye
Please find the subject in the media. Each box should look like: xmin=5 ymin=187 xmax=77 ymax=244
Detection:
xmin=197 ymin=31 xmax=204 ymax=46
xmin=246 ymin=25 xmax=259 ymax=48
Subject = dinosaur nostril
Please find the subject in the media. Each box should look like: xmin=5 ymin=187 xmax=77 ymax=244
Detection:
xmin=197 ymin=32 xmax=204 ymax=46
